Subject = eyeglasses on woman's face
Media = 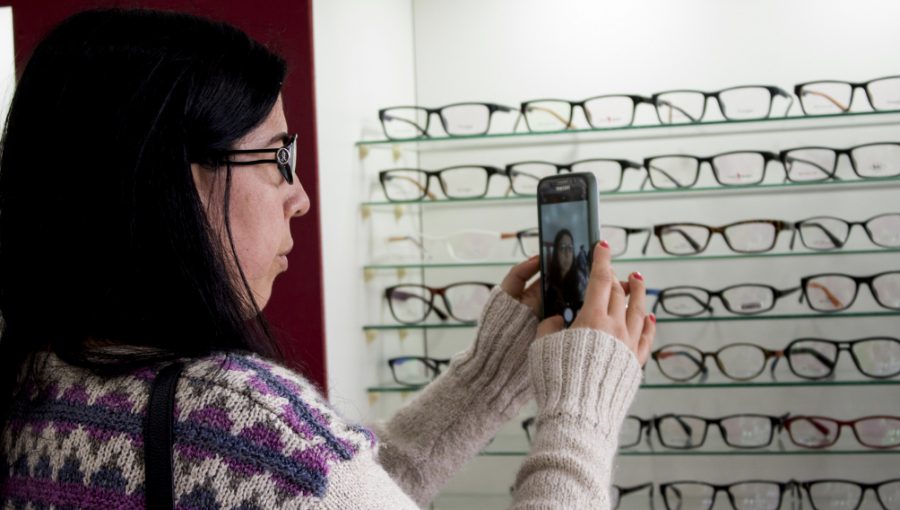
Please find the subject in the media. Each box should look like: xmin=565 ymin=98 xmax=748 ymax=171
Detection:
xmin=387 ymin=356 xmax=450 ymax=387
xmin=505 ymin=158 xmax=643 ymax=194
xmin=799 ymin=271 xmax=900 ymax=313
xmin=795 ymin=75 xmax=900 ymax=115
xmin=779 ymin=142 xmax=900 ymax=181
xmin=650 ymin=284 xmax=800 ymax=317
xmin=791 ymin=214 xmax=900 ymax=250
xmin=651 ymin=85 xmax=793 ymax=124
xmin=647 ymin=220 xmax=794 ymax=256
xmin=384 ymin=282 xmax=494 ymax=324
xmin=221 ymin=133 xmax=298 ymax=184
xmin=379 ymin=166 xmax=509 ymax=202
xmin=784 ymin=415 xmax=900 ymax=450
xmin=378 ymin=103 xmax=517 ymax=139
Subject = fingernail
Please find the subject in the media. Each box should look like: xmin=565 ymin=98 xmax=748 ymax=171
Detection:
xmin=600 ymin=240 xmax=610 ymax=249
xmin=632 ymin=271 xmax=643 ymax=281
xmin=649 ymin=314 xmax=656 ymax=324
xmin=528 ymin=254 xmax=539 ymax=261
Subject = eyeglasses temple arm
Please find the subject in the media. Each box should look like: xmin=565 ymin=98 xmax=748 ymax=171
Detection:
xmin=782 ymin=155 xmax=837 ymax=181
xmin=641 ymin=229 xmax=653 ymax=255
xmin=783 ymin=346 xmax=837 ymax=370
xmin=660 ymin=227 xmax=704 ymax=252
xmin=804 ymin=282 xmax=845 ymax=308
xmin=770 ymin=349 xmax=784 ymax=373
xmin=801 ymin=89 xmax=850 ymax=112
xmin=795 ymin=222 xmax=846 ymax=249
xmin=655 ymin=99 xmax=699 ymax=123
xmin=647 ymin=164 xmax=687 ymax=188
xmin=386 ymin=175 xmax=438 ymax=200
xmin=390 ymin=291 xmax=448 ymax=320
xmin=382 ymin=114 xmax=430 ymax=137
xmin=524 ymin=105 xmax=577 ymax=129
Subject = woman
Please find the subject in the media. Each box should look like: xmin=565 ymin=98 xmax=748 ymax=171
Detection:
xmin=0 ymin=9 xmax=655 ymax=509
xmin=544 ymin=229 xmax=584 ymax=316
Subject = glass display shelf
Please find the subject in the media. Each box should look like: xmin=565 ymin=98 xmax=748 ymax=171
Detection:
xmin=477 ymin=449 xmax=900 ymax=457
xmin=356 ymin=110 xmax=900 ymax=152
xmin=364 ymin=248 xmax=900 ymax=271
xmin=362 ymin=311 xmax=900 ymax=330
xmin=367 ymin=372 xmax=900 ymax=393
xmin=360 ymin=177 xmax=900 ymax=207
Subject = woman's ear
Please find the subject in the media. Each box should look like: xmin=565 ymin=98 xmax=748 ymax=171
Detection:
xmin=191 ymin=162 xmax=213 ymax=208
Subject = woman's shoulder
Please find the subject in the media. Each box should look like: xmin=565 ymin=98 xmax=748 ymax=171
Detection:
xmin=172 ymin=352 xmax=377 ymax=501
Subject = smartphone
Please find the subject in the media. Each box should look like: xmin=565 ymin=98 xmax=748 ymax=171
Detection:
xmin=537 ymin=172 xmax=601 ymax=327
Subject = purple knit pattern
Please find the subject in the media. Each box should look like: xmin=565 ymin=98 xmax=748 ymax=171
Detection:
xmin=0 ymin=353 xmax=377 ymax=509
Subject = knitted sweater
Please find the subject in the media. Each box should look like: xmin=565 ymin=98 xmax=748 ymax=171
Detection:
xmin=0 ymin=288 xmax=642 ymax=509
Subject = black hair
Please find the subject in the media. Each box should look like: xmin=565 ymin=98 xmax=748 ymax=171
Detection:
xmin=0 ymin=8 xmax=289 ymax=437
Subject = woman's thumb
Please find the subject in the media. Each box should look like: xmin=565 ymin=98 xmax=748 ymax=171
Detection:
xmin=536 ymin=315 xmax=565 ymax=339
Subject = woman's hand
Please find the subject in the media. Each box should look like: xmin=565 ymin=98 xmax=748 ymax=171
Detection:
xmin=499 ymin=255 xmax=543 ymax=319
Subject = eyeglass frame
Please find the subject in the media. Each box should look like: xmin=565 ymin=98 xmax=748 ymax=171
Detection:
xmin=518 ymin=95 xmax=655 ymax=132
xmin=641 ymin=150 xmax=780 ymax=189
xmin=646 ymin=220 xmax=795 ymax=256
xmin=783 ymin=415 xmax=900 ymax=450
xmin=659 ymin=480 xmax=796 ymax=510
xmin=388 ymin=228 xmax=539 ymax=260
xmin=778 ymin=142 xmax=900 ymax=182
xmin=797 ymin=479 xmax=900 ymax=510
xmin=651 ymin=284 xmax=801 ymax=317
xmin=378 ymin=166 xmax=508 ymax=202
xmin=602 ymin=225 xmax=651 ymax=258
xmin=220 ymin=134 xmax=297 ymax=185
xmin=387 ymin=356 xmax=451 ymax=388
xmin=522 ymin=415 xmax=653 ymax=449
xmin=776 ymin=336 xmax=900 ymax=380
xmin=505 ymin=158 xmax=644 ymax=195
xmin=790 ymin=213 xmax=900 ymax=250
xmin=378 ymin=103 xmax=517 ymax=139
xmin=652 ymin=413 xmax=787 ymax=450
xmin=384 ymin=282 xmax=495 ymax=324
xmin=799 ymin=271 xmax=900 ymax=313
xmin=794 ymin=75 xmax=900 ymax=115
xmin=650 ymin=85 xmax=794 ymax=124
xmin=611 ymin=483 xmax=655 ymax=510
xmin=651 ymin=343 xmax=785 ymax=382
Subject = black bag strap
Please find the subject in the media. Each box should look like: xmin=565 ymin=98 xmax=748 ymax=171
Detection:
xmin=145 ymin=362 xmax=185 ymax=510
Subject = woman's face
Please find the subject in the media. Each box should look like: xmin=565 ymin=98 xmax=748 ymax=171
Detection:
xmin=558 ymin=233 xmax=574 ymax=275
xmin=191 ymin=96 xmax=309 ymax=310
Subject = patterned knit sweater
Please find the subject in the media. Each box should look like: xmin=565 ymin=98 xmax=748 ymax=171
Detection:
xmin=0 ymin=288 xmax=643 ymax=509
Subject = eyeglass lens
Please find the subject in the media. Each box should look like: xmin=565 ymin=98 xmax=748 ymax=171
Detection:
xmin=390 ymin=357 xmax=439 ymax=387
xmin=717 ymin=87 xmax=775 ymax=120
xmin=601 ymin=226 xmax=631 ymax=257
xmin=656 ymin=92 xmax=706 ymax=124
xmin=523 ymin=101 xmax=574 ymax=132
xmin=381 ymin=107 xmax=429 ymax=139
xmin=663 ymin=482 xmax=783 ymax=510
xmin=438 ymin=104 xmax=492 ymax=136
xmin=387 ymin=283 xmax=491 ymax=323
xmin=654 ymin=344 xmax=770 ymax=382
xmin=619 ymin=417 xmax=645 ymax=448
xmin=442 ymin=231 xmax=501 ymax=261
xmin=712 ymin=152 xmax=768 ymax=185
xmin=786 ymin=339 xmax=900 ymax=379
xmin=806 ymin=481 xmax=900 ymax=510
xmin=584 ymin=96 xmax=637 ymax=128
xmin=656 ymin=415 xmax=774 ymax=449
xmin=787 ymin=416 xmax=900 ymax=449
xmin=805 ymin=272 xmax=900 ymax=312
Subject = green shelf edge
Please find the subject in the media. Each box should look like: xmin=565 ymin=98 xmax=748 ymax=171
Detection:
xmin=364 ymin=248 xmax=900 ymax=270
xmin=356 ymin=110 xmax=900 ymax=147
xmin=362 ymin=311 xmax=900 ymax=330
xmin=477 ymin=449 xmax=900 ymax=457
xmin=360 ymin=177 xmax=900 ymax=207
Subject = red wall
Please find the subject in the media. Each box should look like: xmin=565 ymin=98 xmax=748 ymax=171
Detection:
xmin=3 ymin=0 xmax=329 ymax=393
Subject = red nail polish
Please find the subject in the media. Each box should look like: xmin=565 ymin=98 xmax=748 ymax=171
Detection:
xmin=528 ymin=254 xmax=539 ymax=261
xmin=649 ymin=315 xmax=656 ymax=324
xmin=633 ymin=271 xmax=643 ymax=281
xmin=600 ymin=240 xmax=610 ymax=249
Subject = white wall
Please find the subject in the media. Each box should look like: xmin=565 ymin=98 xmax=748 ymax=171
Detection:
xmin=0 ymin=7 xmax=15 ymax=129
xmin=315 ymin=1 xmax=900 ymax=508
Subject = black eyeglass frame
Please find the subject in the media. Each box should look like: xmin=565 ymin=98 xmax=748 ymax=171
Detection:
xmin=505 ymin=158 xmax=643 ymax=195
xmin=611 ymin=483 xmax=655 ymax=510
xmin=642 ymin=151 xmax=780 ymax=189
xmin=651 ymin=343 xmax=785 ymax=382
xmin=777 ymin=337 xmax=900 ymax=380
xmin=221 ymin=134 xmax=298 ymax=185
xmin=650 ymin=85 xmax=793 ymax=124
xmin=652 ymin=413 xmax=787 ymax=450
xmin=778 ymin=142 xmax=900 ymax=182
xmin=387 ymin=356 xmax=451 ymax=388
xmin=799 ymin=271 xmax=900 ymax=313
xmin=652 ymin=284 xmax=801 ymax=317
xmin=518 ymin=95 xmax=654 ymax=132
xmin=783 ymin=415 xmax=900 ymax=450
xmin=794 ymin=75 xmax=900 ymax=115
xmin=378 ymin=166 xmax=507 ymax=202
xmin=797 ymin=479 xmax=900 ymax=510
xmin=660 ymin=480 xmax=795 ymax=510
xmin=646 ymin=219 xmax=794 ymax=256
xmin=384 ymin=282 xmax=495 ymax=324
xmin=378 ymin=103 xmax=517 ymax=140
xmin=790 ymin=213 xmax=900 ymax=251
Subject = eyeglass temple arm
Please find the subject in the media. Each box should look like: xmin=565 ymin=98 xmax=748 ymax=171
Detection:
xmin=390 ymin=291 xmax=449 ymax=320
xmin=791 ymin=222 xmax=846 ymax=250
xmin=782 ymin=156 xmax=840 ymax=182
xmin=524 ymin=105 xmax=577 ymax=129
xmin=798 ymin=282 xmax=844 ymax=308
xmin=654 ymin=350 xmax=708 ymax=374
xmin=655 ymin=99 xmax=699 ymax=123
xmin=382 ymin=113 xmax=431 ymax=138
xmin=657 ymin=291 xmax=714 ymax=313
xmin=801 ymin=89 xmax=850 ymax=112
xmin=641 ymin=229 xmax=653 ymax=255
xmin=646 ymin=164 xmax=687 ymax=189
xmin=619 ymin=483 xmax=655 ymax=497
xmin=776 ymin=346 xmax=837 ymax=372
xmin=658 ymin=227 xmax=704 ymax=253
xmin=386 ymin=175 xmax=438 ymax=200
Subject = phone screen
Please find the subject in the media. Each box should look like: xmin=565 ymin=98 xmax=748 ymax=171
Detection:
xmin=538 ymin=176 xmax=593 ymax=325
